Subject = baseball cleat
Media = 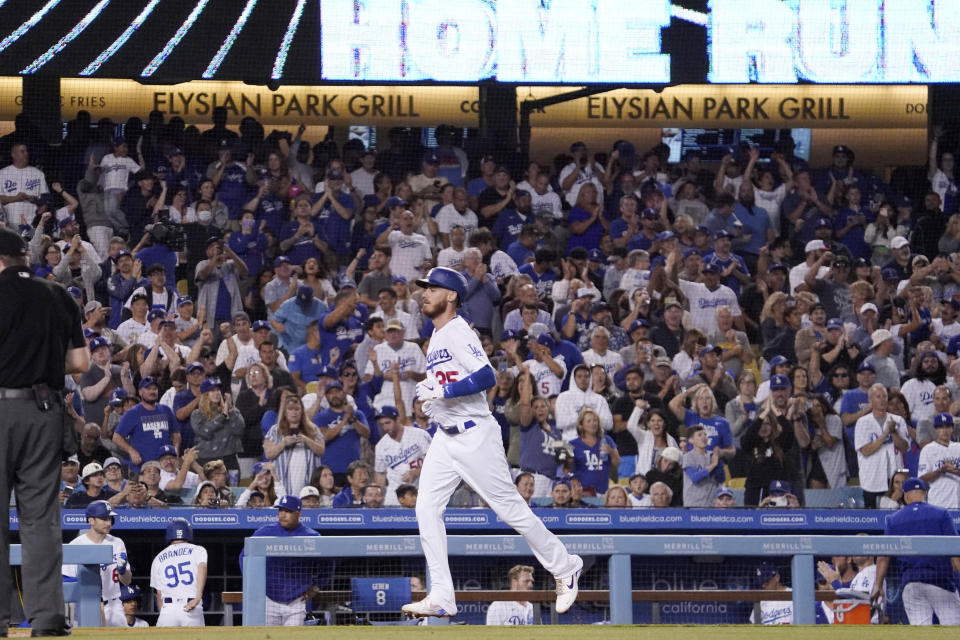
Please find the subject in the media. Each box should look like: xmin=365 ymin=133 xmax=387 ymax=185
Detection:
xmin=401 ymin=598 xmax=457 ymax=619
xmin=555 ymin=568 xmax=581 ymax=614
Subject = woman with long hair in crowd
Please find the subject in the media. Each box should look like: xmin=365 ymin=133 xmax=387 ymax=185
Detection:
xmin=302 ymin=256 xmax=337 ymax=307
xmin=191 ymin=380 xmax=245 ymax=474
xmin=671 ymin=329 xmax=706 ymax=381
xmin=726 ymin=370 xmax=759 ymax=450
xmin=310 ymin=464 xmax=338 ymax=507
xmin=759 ymin=291 xmax=788 ymax=347
xmin=569 ymin=406 xmax=620 ymax=496
xmin=627 ymin=408 xmax=678 ymax=477
xmin=235 ymin=362 xmax=273 ymax=457
xmin=263 ymin=394 xmax=326 ymax=496
xmin=237 ymin=463 xmax=280 ymax=507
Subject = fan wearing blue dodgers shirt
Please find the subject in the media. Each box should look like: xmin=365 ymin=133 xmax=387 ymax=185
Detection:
xmin=401 ymin=267 xmax=583 ymax=619
xmin=112 ymin=376 xmax=180 ymax=473
xmin=871 ymin=478 xmax=960 ymax=625
xmin=62 ymin=501 xmax=132 ymax=627
xmin=150 ymin=518 xmax=206 ymax=627
xmin=240 ymin=495 xmax=331 ymax=626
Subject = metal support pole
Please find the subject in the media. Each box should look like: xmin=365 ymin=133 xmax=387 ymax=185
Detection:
xmin=241 ymin=551 xmax=266 ymax=626
xmin=608 ymin=553 xmax=632 ymax=624
xmin=791 ymin=553 xmax=815 ymax=624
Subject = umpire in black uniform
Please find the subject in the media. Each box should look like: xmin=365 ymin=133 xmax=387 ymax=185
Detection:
xmin=0 ymin=227 xmax=88 ymax=637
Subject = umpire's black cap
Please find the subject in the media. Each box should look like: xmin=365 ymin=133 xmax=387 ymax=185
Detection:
xmin=0 ymin=227 xmax=26 ymax=256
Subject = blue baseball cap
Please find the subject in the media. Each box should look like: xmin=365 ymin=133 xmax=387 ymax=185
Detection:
xmin=815 ymin=217 xmax=832 ymax=229
xmin=714 ymin=486 xmax=734 ymax=499
xmin=641 ymin=208 xmax=660 ymax=219
xmin=320 ymin=366 xmax=339 ymax=379
xmin=650 ymin=255 xmax=666 ymax=270
xmin=695 ymin=225 xmax=710 ymax=235
xmin=423 ymin=150 xmax=440 ymax=164
xmin=147 ymin=309 xmax=165 ymax=322
xmin=588 ymin=248 xmax=605 ymax=262
xmin=113 ymin=249 xmax=132 ymax=262
xmin=858 ymin=360 xmax=876 ymax=373
xmin=392 ymin=275 xmax=407 ymax=284
xmin=252 ymin=320 xmax=271 ymax=332
xmin=83 ymin=328 xmax=98 ymax=339
xmin=108 ymin=388 xmax=127 ymax=406
xmin=701 ymin=262 xmax=721 ymax=274
xmin=826 ymin=318 xmax=843 ymax=331
xmin=186 ymin=361 xmax=204 ymax=374
xmin=536 ymin=333 xmax=556 ymax=350
xmin=385 ymin=196 xmax=408 ymax=208
xmin=756 ymin=562 xmax=779 ymax=584
xmin=325 ymin=381 xmax=344 ymax=392
xmin=200 ymin=378 xmax=220 ymax=394
xmin=902 ymin=477 xmax=928 ymax=493
xmin=296 ymin=284 xmax=314 ymax=307
xmin=515 ymin=189 xmax=531 ymax=199
xmin=769 ymin=355 xmax=789 ymax=368
xmin=377 ymin=406 xmax=399 ymax=420
xmin=67 ymin=286 xmax=83 ymax=298
xmin=934 ymin=412 xmax=954 ymax=428
xmin=769 ymin=479 xmax=790 ymax=494
xmin=698 ymin=344 xmax=722 ymax=359
xmin=629 ymin=318 xmax=649 ymax=333
xmin=881 ymin=267 xmax=900 ymax=281
xmin=274 ymin=256 xmax=291 ymax=267
xmin=770 ymin=374 xmax=790 ymax=390
xmin=682 ymin=247 xmax=699 ymax=260
xmin=767 ymin=262 xmax=788 ymax=273
xmin=895 ymin=195 xmax=912 ymax=208
xmin=89 ymin=336 xmax=109 ymax=352
xmin=714 ymin=229 xmax=733 ymax=240
xmin=138 ymin=376 xmax=158 ymax=389
xmin=655 ymin=231 xmax=676 ymax=242
xmin=159 ymin=444 xmax=178 ymax=458
xmin=176 ymin=296 xmax=193 ymax=307
xmin=275 ymin=495 xmax=302 ymax=511
xmin=500 ymin=329 xmax=518 ymax=341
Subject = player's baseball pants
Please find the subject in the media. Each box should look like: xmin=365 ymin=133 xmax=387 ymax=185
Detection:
xmin=266 ymin=595 xmax=306 ymax=626
xmin=902 ymin=582 xmax=960 ymax=625
xmin=156 ymin=598 xmax=204 ymax=627
xmin=416 ymin=420 xmax=581 ymax=609
xmin=103 ymin=598 xmax=125 ymax=627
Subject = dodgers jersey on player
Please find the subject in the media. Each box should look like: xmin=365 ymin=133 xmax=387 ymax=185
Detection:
xmin=918 ymin=441 xmax=960 ymax=509
xmin=62 ymin=533 xmax=129 ymax=600
xmin=376 ymin=427 xmax=432 ymax=505
xmin=151 ymin=542 xmax=207 ymax=600
xmin=485 ymin=600 xmax=534 ymax=625
xmin=425 ymin=315 xmax=495 ymax=427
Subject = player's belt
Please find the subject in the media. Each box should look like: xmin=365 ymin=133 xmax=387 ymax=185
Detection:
xmin=0 ymin=388 xmax=33 ymax=399
xmin=163 ymin=597 xmax=190 ymax=603
xmin=439 ymin=420 xmax=476 ymax=435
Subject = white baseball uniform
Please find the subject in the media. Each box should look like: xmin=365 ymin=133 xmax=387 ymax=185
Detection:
xmin=485 ymin=600 xmax=534 ymax=625
xmin=417 ymin=314 xmax=582 ymax=611
xmin=375 ymin=426 xmax=433 ymax=506
xmin=749 ymin=589 xmax=793 ymax=625
xmin=370 ymin=341 xmax=427 ymax=411
xmin=918 ymin=441 xmax=960 ymax=509
xmin=62 ymin=532 xmax=130 ymax=627
xmin=150 ymin=542 xmax=207 ymax=627
xmin=677 ymin=279 xmax=741 ymax=335
xmin=525 ymin=356 xmax=566 ymax=398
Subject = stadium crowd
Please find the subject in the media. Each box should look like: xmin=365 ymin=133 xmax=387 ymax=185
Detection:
xmin=6 ymin=108 xmax=960 ymax=512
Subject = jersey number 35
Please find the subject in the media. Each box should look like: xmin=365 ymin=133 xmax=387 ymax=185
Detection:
xmin=434 ymin=370 xmax=459 ymax=384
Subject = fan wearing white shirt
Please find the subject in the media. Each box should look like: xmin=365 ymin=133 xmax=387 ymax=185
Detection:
xmin=435 ymin=188 xmax=478 ymax=246
xmin=854 ymin=384 xmax=911 ymax=508
xmin=370 ymin=287 xmax=418 ymax=340
xmin=100 ymin=137 xmax=145 ymax=222
xmin=581 ymin=326 xmax=623 ymax=378
xmin=675 ymin=263 xmax=743 ymax=335
xmin=0 ymin=142 xmax=48 ymax=226
xmin=933 ymin=299 xmax=960 ymax=344
xmin=559 ymin=142 xmax=605 ymax=208
xmin=485 ymin=565 xmax=536 ymax=626
xmin=918 ymin=413 xmax=960 ymax=509
xmin=436 ymin=225 xmax=468 ymax=271
xmin=555 ymin=364 xmax=613 ymax=441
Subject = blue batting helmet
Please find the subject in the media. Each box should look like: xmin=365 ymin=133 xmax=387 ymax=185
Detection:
xmin=119 ymin=584 xmax=141 ymax=602
xmin=166 ymin=517 xmax=193 ymax=543
xmin=415 ymin=267 xmax=467 ymax=305
xmin=85 ymin=500 xmax=115 ymax=521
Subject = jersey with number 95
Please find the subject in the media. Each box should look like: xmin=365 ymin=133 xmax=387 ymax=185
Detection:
xmin=150 ymin=543 xmax=208 ymax=599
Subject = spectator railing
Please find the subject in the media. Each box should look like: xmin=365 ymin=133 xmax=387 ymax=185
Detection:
xmin=240 ymin=534 xmax=960 ymax=625
xmin=10 ymin=544 xmax=113 ymax=628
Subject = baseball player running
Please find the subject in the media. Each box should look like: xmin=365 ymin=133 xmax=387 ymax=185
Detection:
xmin=872 ymin=477 xmax=960 ymax=625
xmin=401 ymin=267 xmax=582 ymax=619
xmin=61 ymin=501 xmax=131 ymax=627
xmin=151 ymin=518 xmax=207 ymax=627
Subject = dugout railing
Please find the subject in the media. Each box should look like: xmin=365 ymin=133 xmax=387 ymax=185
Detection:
xmin=10 ymin=543 xmax=113 ymax=628
xmin=239 ymin=534 xmax=960 ymax=625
